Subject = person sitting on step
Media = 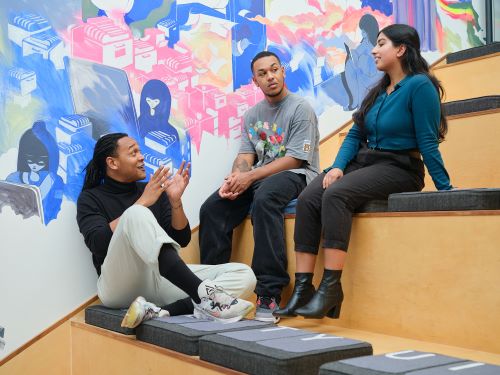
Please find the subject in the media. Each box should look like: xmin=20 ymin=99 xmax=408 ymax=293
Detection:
xmin=274 ymin=24 xmax=453 ymax=320
xmin=77 ymin=133 xmax=256 ymax=328
xmin=198 ymin=51 xmax=320 ymax=323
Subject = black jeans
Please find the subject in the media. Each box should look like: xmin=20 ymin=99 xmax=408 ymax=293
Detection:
xmin=199 ymin=171 xmax=307 ymax=297
xmin=294 ymin=145 xmax=424 ymax=253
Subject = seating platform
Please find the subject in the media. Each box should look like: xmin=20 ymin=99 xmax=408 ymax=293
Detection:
xmin=136 ymin=315 xmax=273 ymax=355
xmin=71 ymin=314 xmax=500 ymax=374
xmin=84 ymin=304 xmax=133 ymax=335
xmin=320 ymin=351 xmax=500 ymax=375
xmin=200 ymin=326 xmax=372 ymax=375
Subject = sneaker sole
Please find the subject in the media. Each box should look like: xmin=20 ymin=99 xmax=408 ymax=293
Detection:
xmin=254 ymin=313 xmax=280 ymax=324
xmin=193 ymin=304 xmax=254 ymax=324
xmin=121 ymin=299 xmax=142 ymax=328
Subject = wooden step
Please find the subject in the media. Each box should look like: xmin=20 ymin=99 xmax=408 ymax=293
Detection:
xmin=70 ymin=315 xmax=500 ymax=375
xmin=446 ymin=42 xmax=500 ymax=65
xmin=433 ymin=51 xmax=500 ymax=103
xmin=229 ymin=212 xmax=500 ymax=354
xmin=424 ymin=109 xmax=500 ymax=189
xmin=71 ymin=316 xmax=241 ymax=375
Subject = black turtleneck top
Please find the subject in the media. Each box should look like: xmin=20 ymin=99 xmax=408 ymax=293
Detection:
xmin=76 ymin=176 xmax=191 ymax=275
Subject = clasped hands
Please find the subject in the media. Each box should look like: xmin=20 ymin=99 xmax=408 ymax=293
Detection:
xmin=137 ymin=161 xmax=190 ymax=207
xmin=219 ymin=170 xmax=254 ymax=200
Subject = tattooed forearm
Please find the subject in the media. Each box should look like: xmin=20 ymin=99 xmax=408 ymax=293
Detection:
xmin=232 ymin=158 xmax=251 ymax=173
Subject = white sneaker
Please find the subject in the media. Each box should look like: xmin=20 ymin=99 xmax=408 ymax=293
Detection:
xmin=121 ymin=296 xmax=169 ymax=328
xmin=193 ymin=280 xmax=254 ymax=323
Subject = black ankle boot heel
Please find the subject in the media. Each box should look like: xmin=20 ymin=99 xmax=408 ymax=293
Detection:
xmin=326 ymin=303 xmax=342 ymax=319
xmin=273 ymin=273 xmax=315 ymax=318
xmin=295 ymin=269 xmax=343 ymax=319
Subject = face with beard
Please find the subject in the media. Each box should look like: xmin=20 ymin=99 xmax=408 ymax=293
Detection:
xmin=106 ymin=136 xmax=146 ymax=182
xmin=252 ymin=55 xmax=287 ymax=104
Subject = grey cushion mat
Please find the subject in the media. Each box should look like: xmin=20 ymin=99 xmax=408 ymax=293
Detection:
xmin=411 ymin=361 xmax=500 ymax=375
xmin=388 ymin=189 xmax=500 ymax=212
xmin=443 ymin=96 xmax=500 ymax=117
xmin=446 ymin=42 xmax=500 ymax=64
xmin=199 ymin=326 xmax=373 ymax=375
xmin=136 ymin=315 xmax=274 ymax=356
xmin=319 ymin=351 xmax=465 ymax=374
xmin=355 ymin=200 xmax=388 ymax=213
xmin=85 ymin=305 xmax=134 ymax=335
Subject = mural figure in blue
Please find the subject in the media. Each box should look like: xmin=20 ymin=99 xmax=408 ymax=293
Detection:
xmin=6 ymin=121 xmax=64 ymax=224
xmin=342 ymin=14 xmax=381 ymax=110
xmin=315 ymin=13 xmax=382 ymax=112
xmin=138 ymin=79 xmax=182 ymax=171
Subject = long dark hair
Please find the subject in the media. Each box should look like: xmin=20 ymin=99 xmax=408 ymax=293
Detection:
xmin=82 ymin=133 xmax=128 ymax=190
xmin=353 ymin=24 xmax=448 ymax=142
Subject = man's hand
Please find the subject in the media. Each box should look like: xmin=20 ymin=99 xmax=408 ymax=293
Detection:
xmin=227 ymin=170 xmax=254 ymax=195
xmin=136 ymin=164 xmax=171 ymax=207
xmin=164 ymin=161 xmax=190 ymax=205
xmin=219 ymin=175 xmax=240 ymax=200
xmin=323 ymin=168 xmax=343 ymax=189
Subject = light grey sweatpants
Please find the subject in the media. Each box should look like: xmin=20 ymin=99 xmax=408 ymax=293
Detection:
xmin=97 ymin=205 xmax=256 ymax=308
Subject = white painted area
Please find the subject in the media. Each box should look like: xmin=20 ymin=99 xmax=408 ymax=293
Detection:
xmin=182 ymin=131 xmax=240 ymax=226
xmin=0 ymin=201 xmax=97 ymax=359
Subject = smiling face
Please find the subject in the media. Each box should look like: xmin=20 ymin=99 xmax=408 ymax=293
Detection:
xmin=106 ymin=136 xmax=146 ymax=182
xmin=252 ymin=55 xmax=287 ymax=103
xmin=371 ymin=32 xmax=405 ymax=72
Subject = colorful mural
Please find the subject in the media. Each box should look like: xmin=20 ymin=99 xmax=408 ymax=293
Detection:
xmin=0 ymin=0 xmax=485 ymax=227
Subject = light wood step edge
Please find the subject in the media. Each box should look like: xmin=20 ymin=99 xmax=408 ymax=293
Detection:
xmin=71 ymin=319 xmax=243 ymax=374
xmin=70 ymin=318 xmax=500 ymax=367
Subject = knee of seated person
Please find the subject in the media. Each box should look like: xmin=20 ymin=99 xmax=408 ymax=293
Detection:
xmin=121 ymin=204 xmax=154 ymax=225
xmin=322 ymin=187 xmax=348 ymax=205
xmin=251 ymin=193 xmax=276 ymax=212
xmin=236 ymin=263 xmax=257 ymax=298
xmin=199 ymin=197 xmax=216 ymax=218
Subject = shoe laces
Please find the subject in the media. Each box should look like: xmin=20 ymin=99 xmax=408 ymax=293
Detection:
xmin=142 ymin=302 xmax=160 ymax=320
xmin=205 ymin=284 xmax=237 ymax=310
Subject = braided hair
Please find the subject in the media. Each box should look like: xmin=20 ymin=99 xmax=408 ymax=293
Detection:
xmin=82 ymin=133 xmax=128 ymax=190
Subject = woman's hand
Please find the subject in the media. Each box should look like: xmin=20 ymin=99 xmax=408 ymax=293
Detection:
xmin=323 ymin=168 xmax=344 ymax=189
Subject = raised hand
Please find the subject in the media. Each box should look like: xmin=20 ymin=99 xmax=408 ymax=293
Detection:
xmin=136 ymin=165 xmax=170 ymax=207
xmin=164 ymin=161 xmax=190 ymax=205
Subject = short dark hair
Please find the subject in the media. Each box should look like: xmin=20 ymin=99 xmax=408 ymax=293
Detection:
xmin=250 ymin=51 xmax=281 ymax=73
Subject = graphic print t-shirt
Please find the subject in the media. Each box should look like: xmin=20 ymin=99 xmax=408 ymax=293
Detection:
xmin=239 ymin=93 xmax=320 ymax=183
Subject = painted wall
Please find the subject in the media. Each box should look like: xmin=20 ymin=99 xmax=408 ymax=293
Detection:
xmin=0 ymin=0 xmax=485 ymax=359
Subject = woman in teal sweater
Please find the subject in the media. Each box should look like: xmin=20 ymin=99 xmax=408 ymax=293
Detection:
xmin=274 ymin=24 xmax=452 ymax=320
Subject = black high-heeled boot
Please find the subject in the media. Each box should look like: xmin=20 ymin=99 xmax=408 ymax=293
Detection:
xmin=273 ymin=273 xmax=315 ymax=318
xmin=295 ymin=269 xmax=343 ymax=319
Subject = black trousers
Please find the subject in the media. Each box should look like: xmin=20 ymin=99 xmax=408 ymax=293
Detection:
xmin=199 ymin=171 xmax=306 ymax=298
xmin=294 ymin=145 xmax=424 ymax=253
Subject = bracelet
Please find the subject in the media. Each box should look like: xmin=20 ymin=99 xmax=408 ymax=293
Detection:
xmin=171 ymin=201 xmax=183 ymax=210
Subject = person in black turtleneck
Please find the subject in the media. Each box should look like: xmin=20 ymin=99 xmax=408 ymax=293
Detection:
xmin=77 ymin=133 xmax=256 ymax=328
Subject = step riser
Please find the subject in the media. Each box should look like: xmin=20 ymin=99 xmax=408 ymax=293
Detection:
xmin=231 ymin=215 xmax=500 ymax=354
xmin=423 ymin=111 xmax=500 ymax=190
xmin=433 ymin=53 xmax=500 ymax=103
